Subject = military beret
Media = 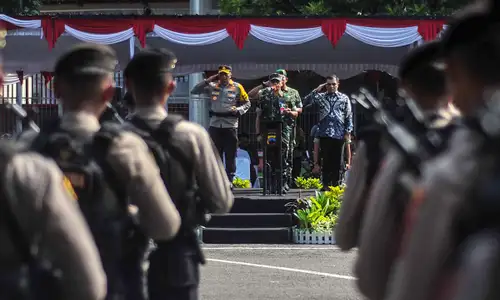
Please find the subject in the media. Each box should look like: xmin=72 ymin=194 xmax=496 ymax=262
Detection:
xmin=54 ymin=43 xmax=118 ymax=77
xmin=269 ymin=73 xmax=283 ymax=82
xmin=218 ymin=65 xmax=232 ymax=74
xmin=124 ymin=48 xmax=177 ymax=80
xmin=399 ymin=41 xmax=443 ymax=79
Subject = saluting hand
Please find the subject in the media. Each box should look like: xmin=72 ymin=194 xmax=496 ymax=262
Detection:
xmin=314 ymin=83 xmax=326 ymax=92
xmin=206 ymin=74 xmax=218 ymax=82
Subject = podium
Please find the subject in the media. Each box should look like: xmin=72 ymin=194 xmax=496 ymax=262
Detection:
xmin=261 ymin=120 xmax=284 ymax=195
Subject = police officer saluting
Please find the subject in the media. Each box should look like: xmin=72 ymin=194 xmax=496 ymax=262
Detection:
xmin=123 ymin=49 xmax=234 ymax=300
xmin=190 ymin=65 xmax=250 ymax=187
xmin=0 ymin=32 xmax=106 ymax=300
xmin=17 ymin=43 xmax=181 ymax=299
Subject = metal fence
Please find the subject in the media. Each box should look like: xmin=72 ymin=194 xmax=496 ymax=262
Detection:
xmin=0 ymin=73 xmax=191 ymax=135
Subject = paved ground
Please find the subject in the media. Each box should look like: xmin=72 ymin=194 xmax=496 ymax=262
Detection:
xmin=200 ymin=244 xmax=363 ymax=300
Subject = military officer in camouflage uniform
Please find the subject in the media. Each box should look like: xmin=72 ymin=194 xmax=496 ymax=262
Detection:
xmin=190 ymin=65 xmax=250 ymax=187
xmin=253 ymin=74 xmax=297 ymax=192
xmin=276 ymin=69 xmax=302 ymax=190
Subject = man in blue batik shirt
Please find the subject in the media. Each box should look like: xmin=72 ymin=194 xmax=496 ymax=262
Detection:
xmin=304 ymin=75 xmax=353 ymax=188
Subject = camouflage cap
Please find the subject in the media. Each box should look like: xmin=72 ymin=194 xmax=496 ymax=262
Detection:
xmin=276 ymin=69 xmax=287 ymax=77
xmin=269 ymin=73 xmax=283 ymax=82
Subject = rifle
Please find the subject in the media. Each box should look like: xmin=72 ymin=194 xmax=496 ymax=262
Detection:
xmin=5 ymin=103 xmax=40 ymax=134
xmin=100 ymin=103 xmax=125 ymax=124
xmin=351 ymin=88 xmax=431 ymax=173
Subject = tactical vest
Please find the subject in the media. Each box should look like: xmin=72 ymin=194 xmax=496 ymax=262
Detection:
xmin=30 ymin=119 xmax=130 ymax=298
xmin=0 ymin=141 xmax=62 ymax=300
xmin=126 ymin=115 xmax=206 ymax=261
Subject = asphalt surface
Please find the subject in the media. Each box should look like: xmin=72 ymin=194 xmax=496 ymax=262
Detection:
xmin=200 ymin=244 xmax=363 ymax=300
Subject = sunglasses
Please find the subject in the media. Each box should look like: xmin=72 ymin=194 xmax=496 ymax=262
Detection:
xmin=326 ymin=83 xmax=337 ymax=87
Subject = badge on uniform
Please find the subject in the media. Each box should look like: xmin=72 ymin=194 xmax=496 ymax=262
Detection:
xmin=62 ymin=175 xmax=78 ymax=201
xmin=267 ymin=134 xmax=277 ymax=145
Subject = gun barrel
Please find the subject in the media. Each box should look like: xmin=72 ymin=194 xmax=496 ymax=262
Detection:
xmin=6 ymin=103 xmax=28 ymax=118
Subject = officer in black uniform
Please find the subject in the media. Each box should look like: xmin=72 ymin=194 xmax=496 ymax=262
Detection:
xmin=123 ymin=49 xmax=234 ymax=300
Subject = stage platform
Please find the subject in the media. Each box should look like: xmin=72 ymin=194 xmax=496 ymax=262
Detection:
xmin=201 ymin=188 xmax=317 ymax=244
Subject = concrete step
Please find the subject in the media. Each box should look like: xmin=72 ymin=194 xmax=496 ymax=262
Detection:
xmin=230 ymin=198 xmax=295 ymax=214
xmin=202 ymin=227 xmax=291 ymax=244
xmin=208 ymin=213 xmax=293 ymax=228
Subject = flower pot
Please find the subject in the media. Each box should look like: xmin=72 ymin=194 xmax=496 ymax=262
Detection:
xmin=292 ymin=227 xmax=336 ymax=245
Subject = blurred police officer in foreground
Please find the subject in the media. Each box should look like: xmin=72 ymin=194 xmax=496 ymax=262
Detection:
xmin=190 ymin=65 xmax=250 ymax=188
xmin=353 ymin=41 xmax=459 ymax=300
xmin=124 ymin=49 xmax=234 ymax=300
xmin=385 ymin=7 xmax=500 ymax=300
xmin=0 ymin=30 xmax=106 ymax=300
xmin=17 ymin=43 xmax=181 ymax=299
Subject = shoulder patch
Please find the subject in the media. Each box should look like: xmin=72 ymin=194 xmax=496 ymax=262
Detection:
xmin=236 ymin=82 xmax=249 ymax=101
xmin=63 ymin=175 xmax=78 ymax=201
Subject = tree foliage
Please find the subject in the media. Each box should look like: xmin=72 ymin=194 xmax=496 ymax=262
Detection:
xmin=0 ymin=0 xmax=41 ymax=15
xmin=219 ymin=0 xmax=472 ymax=16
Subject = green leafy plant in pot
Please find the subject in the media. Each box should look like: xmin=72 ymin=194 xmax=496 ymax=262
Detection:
xmin=288 ymin=186 xmax=345 ymax=233
xmin=294 ymin=176 xmax=323 ymax=190
xmin=232 ymin=177 xmax=251 ymax=188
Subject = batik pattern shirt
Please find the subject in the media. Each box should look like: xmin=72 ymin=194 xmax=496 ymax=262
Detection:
xmin=304 ymin=91 xmax=353 ymax=140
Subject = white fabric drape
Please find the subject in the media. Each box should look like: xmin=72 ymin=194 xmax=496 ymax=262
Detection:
xmin=3 ymin=74 xmax=30 ymax=85
xmin=0 ymin=15 xmax=41 ymax=28
xmin=345 ymin=24 xmax=422 ymax=48
xmin=152 ymin=25 xmax=229 ymax=46
xmin=65 ymin=25 xmax=134 ymax=44
xmin=249 ymin=25 xmax=324 ymax=45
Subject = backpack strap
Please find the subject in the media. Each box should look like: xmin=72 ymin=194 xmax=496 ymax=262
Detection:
xmin=92 ymin=122 xmax=127 ymax=203
xmin=129 ymin=114 xmax=194 ymax=173
xmin=30 ymin=117 xmax=62 ymax=153
xmin=0 ymin=142 xmax=37 ymax=265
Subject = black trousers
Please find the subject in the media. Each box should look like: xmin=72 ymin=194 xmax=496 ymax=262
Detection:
xmin=208 ymin=127 xmax=238 ymax=182
xmin=148 ymin=245 xmax=199 ymax=300
xmin=319 ymin=137 xmax=345 ymax=188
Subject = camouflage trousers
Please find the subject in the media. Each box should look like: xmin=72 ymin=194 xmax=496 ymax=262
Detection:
xmin=282 ymin=125 xmax=293 ymax=179
xmin=286 ymin=125 xmax=296 ymax=180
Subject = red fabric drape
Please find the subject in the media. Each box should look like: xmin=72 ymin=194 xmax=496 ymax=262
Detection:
xmin=418 ymin=20 xmax=446 ymax=41
xmin=0 ymin=16 xmax=448 ymax=52
xmin=51 ymin=19 xmax=136 ymax=48
xmin=321 ymin=19 xmax=347 ymax=47
xmin=133 ymin=19 xmax=154 ymax=48
xmin=41 ymin=71 xmax=53 ymax=85
xmin=226 ymin=20 xmax=250 ymax=49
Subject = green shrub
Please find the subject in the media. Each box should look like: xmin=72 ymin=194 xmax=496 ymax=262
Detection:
xmin=294 ymin=176 xmax=323 ymax=190
xmin=291 ymin=186 xmax=345 ymax=232
xmin=232 ymin=177 xmax=251 ymax=188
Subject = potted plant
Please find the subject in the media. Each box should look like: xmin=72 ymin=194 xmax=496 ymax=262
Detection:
xmin=232 ymin=177 xmax=252 ymax=188
xmin=288 ymin=186 xmax=345 ymax=244
xmin=294 ymin=176 xmax=323 ymax=190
